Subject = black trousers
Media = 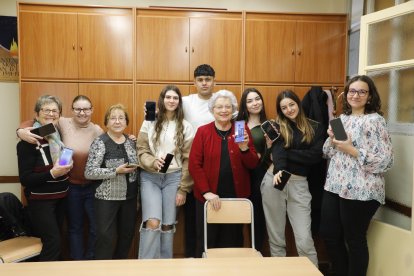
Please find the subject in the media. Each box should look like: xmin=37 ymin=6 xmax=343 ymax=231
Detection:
xmin=28 ymin=198 xmax=66 ymax=261
xmin=320 ymin=191 xmax=380 ymax=276
xmin=94 ymin=197 xmax=137 ymax=260
xmin=183 ymin=191 xmax=197 ymax=257
xmin=195 ymin=200 xmax=243 ymax=258
xmin=0 ymin=192 xmax=30 ymax=240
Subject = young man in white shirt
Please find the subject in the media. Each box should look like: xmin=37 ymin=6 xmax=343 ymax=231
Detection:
xmin=182 ymin=64 xmax=216 ymax=257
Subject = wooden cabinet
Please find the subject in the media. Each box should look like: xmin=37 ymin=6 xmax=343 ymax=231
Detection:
xmin=136 ymin=9 xmax=242 ymax=82
xmin=245 ymin=13 xmax=347 ymax=85
xmin=19 ymin=4 xmax=133 ymax=80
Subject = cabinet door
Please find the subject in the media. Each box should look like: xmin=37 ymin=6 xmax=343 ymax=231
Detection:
xmin=190 ymin=16 xmax=242 ymax=82
xmin=78 ymin=11 xmax=133 ymax=80
xmin=295 ymin=20 xmax=347 ymax=84
xmin=20 ymin=82 xmax=78 ymax=121
xmin=136 ymin=84 xmax=190 ymax=128
xmin=79 ymin=84 xmax=134 ymax=134
xmin=19 ymin=11 xmax=78 ymax=79
xmin=245 ymin=19 xmax=296 ymax=83
xmin=136 ymin=13 xmax=190 ymax=81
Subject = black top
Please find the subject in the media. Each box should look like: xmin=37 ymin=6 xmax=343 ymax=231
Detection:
xmin=216 ymin=129 xmax=236 ymax=197
xmin=272 ymin=119 xmax=324 ymax=176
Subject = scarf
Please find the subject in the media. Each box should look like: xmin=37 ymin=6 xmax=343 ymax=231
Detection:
xmin=33 ymin=121 xmax=64 ymax=165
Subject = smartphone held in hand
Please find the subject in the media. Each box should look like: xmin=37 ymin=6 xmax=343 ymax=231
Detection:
xmin=274 ymin=170 xmax=292 ymax=191
xmin=330 ymin=118 xmax=347 ymax=141
xmin=234 ymin=120 xmax=245 ymax=143
xmin=145 ymin=101 xmax=156 ymax=121
xmin=59 ymin=147 xmax=74 ymax=166
xmin=125 ymin=163 xmax=139 ymax=169
xmin=159 ymin=153 xmax=174 ymax=173
xmin=260 ymin=120 xmax=280 ymax=142
xmin=30 ymin=123 xmax=56 ymax=137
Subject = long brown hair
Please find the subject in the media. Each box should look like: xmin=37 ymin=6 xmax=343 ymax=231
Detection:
xmin=152 ymin=85 xmax=185 ymax=156
xmin=276 ymin=90 xmax=314 ymax=148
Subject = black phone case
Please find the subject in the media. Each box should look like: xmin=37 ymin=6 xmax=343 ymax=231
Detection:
xmin=30 ymin=123 xmax=56 ymax=137
xmin=261 ymin=120 xmax=279 ymax=142
xmin=159 ymin=154 xmax=174 ymax=173
xmin=330 ymin=118 xmax=347 ymax=141
xmin=145 ymin=101 xmax=156 ymax=121
xmin=274 ymin=170 xmax=292 ymax=191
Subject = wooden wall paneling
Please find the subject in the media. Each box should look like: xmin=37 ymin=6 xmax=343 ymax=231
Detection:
xmin=245 ymin=16 xmax=296 ymax=83
xmin=78 ymin=11 xmax=134 ymax=80
xmin=250 ymin=86 xmax=294 ymax=120
xmin=136 ymin=13 xmax=190 ymax=81
xmin=189 ymin=15 xmax=243 ymax=82
xmin=79 ymin=83 xmax=134 ymax=134
xmin=20 ymin=82 xmax=78 ymax=121
xmin=19 ymin=11 xmax=78 ymax=79
xmin=295 ymin=18 xmax=347 ymax=84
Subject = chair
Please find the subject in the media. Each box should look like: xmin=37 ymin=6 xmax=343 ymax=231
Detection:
xmin=203 ymin=198 xmax=262 ymax=258
xmin=0 ymin=236 xmax=42 ymax=263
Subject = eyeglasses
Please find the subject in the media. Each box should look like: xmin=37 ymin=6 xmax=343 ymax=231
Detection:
xmin=40 ymin=108 xmax=59 ymax=115
xmin=214 ymin=105 xmax=232 ymax=111
xmin=73 ymin=107 xmax=92 ymax=114
xmin=109 ymin=117 xmax=126 ymax=122
xmin=348 ymin=89 xmax=368 ymax=97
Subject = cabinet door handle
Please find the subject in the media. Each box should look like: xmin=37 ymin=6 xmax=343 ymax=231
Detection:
xmin=185 ymin=46 xmax=188 ymax=53
xmin=192 ymin=47 xmax=194 ymax=53
xmin=291 ymin=50 xmax=295 ymax=55
xmin=72 ymin=44 xmax=76 ymax=50
xmin=297 ymin=51 xmax=301 ymax=56
xmin=79 ymin=45 xmax=83 ymax=51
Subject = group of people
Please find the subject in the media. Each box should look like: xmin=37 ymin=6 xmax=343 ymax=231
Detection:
xmin=16 ymin=64 xmax=393 ymax=276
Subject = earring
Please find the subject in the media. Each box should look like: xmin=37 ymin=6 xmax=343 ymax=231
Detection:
xmin=367 ymin=101 xmax=371 ymax=104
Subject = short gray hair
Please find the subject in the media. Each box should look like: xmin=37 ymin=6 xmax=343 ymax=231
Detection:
xmin=34 ymin=95 xmax=62 ymax=115
xmin=208 ymin=90 xmax=238 ymax=113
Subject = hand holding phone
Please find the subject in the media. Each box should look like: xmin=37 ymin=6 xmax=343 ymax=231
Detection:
xmin=59 ymin=147 xmax=74 ymax=166
xmin=330 ymin=118 xmax=347 ymax=141
xmin=274 ymin=170 xmax=291 ymax=191
xmin=125 ymin=163 xmax=139 ymax=169
xmin=261 ymin=120 xmax=280 ymax=142
xmin=145 ymin=101 xmax=156 ymax=121
xmin=159 ymin=153 xmax=174 ymax=173
xmin=30 ymin=123 xmax=56 ymax=137
xmin=234 ymin=120 xmax=245 ymax=143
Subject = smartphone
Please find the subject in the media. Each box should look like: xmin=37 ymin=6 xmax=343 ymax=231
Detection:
xmin=234 ymin=120 xmax=245 ymax=143
xmin=274 ymin=170 xmax=292 ymax=191
xmin=59 ymin=147 xmax=74 ymax=166
xmin=330 ymin=118 xmax=347 ymax=141
xmin=159 ymin=153 xmax=174 ymax=173
xmin=125 ymin=163 xmax=139 ymax=169
xmin=30 ymin=123 xmax=56 ymax=137
xmin=145 ymin=101 xmax=156 ymax=121
xmin=260 ymin=120 xmax=280 ymax=142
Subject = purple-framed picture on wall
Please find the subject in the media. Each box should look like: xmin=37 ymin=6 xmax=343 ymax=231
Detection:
xmin=0 ymin=16 xmax=18 ymax=82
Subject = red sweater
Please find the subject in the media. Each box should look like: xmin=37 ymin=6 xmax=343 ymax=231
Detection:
xmin=189 ymin=122 xmax=259 ymax=203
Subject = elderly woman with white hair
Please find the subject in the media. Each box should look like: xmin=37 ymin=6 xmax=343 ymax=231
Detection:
xmin=189 ymin=90 xmax=259 ymax=257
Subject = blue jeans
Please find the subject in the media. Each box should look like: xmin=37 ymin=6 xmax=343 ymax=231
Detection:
xmin=139 ymin=170 xmax=181 ymax=259
xmin=67 ymin=183 xmax=96 ymax=260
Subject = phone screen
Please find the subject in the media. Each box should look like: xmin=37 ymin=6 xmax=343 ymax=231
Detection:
xmin=261 ymin=120 xmax=279 ymax=142
xmin=30 ymin=123 xmax=56 ymax=137
xmin=145 ymin=101 xmax=156 ymax=121
xmin=159 ymin=153 xmax=174 ymax=173
xmin=330 ymin=118 xmax=347 ymax=141
xmin=59 ymin=147 xmax=74 ymax=166
xmin=234 ymin=120 xmax=245 ymax=143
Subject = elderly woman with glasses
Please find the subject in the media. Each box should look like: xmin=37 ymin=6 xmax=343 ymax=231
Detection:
xmin=17 ymin=95 xmax=73 ymax=261
xmin=189 ymin=89 xmax=259 ymax=257
xmin=320 ymin=75 xmax=394 ymax=276
xmin=17 ymin=95 xmax=103 ymax=260
xmin=85 ymin=104 xmax=139 ymax=260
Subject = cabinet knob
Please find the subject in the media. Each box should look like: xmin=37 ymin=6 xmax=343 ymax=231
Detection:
xmin=192 ymin=47 xmax=194 ymax=53
xmin=72 ymin=44 xmax=75 ymax=50
xmin=297 ymin=51 xmax=301 ymax=56
xmin=80 ymin=45 xmax=83 ymax=51
xmin=185 ymin=46 xmax=188 ymax=53
xmin=291 ymin=50 xmax=295 ymax=55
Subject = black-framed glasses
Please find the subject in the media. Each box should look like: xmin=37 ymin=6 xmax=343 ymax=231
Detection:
xmin=40 ymin=108 xmax=59 ymax=115
xmin=73 ymin=107 xmax=92 ymax=114
xmin=348 ymin=89 xmax=368 ymax=97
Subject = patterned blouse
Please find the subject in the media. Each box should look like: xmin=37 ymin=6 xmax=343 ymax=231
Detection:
xmin=85 ymin=133 xmax=139 ymax=201
xmin=323 ymin=113 xmax=393 ymax=204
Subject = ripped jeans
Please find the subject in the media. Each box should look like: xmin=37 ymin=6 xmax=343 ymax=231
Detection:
xmin=139 ymin=170 xmax=181 ymax=259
